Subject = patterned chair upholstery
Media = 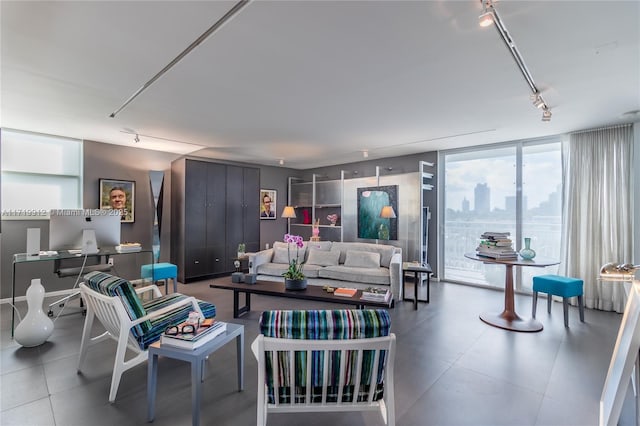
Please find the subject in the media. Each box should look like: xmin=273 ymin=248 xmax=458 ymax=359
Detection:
xmin=78 ymin=271 xmax=216 ymax=402
xmin=252 ymin=309 xmax=396 ymax=425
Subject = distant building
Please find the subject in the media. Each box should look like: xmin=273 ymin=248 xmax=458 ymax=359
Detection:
xmin=462 ymin=197 xmax=470 ymax=213
xmin=505 ymin=195 xmax=528 ymax=212
xmin=474 ymin=183 xmax=490 ymax=213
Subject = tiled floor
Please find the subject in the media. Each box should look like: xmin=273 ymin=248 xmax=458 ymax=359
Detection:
xmin=1 ymin=278 xmax=636 ymax=425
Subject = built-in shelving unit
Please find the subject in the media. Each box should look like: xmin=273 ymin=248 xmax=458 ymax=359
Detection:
xmin=287 ymin=173 xmax=344 ymax=241
xmin=420 ymin=161 xmax=434 ymax=267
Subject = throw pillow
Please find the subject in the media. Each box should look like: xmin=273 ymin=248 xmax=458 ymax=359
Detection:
xmin=272 ymin=247 xmax=290 ymax=264
xmin=306 ymin=248 xmax=340 ymax=267
xmin=343 ymin=251 xmax=381 ymax=268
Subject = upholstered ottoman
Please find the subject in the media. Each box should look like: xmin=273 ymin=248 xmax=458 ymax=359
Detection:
xmin=141 ymin=263 xmax=178 ymax=294
xmin=532 ymin=275 xmax=584 ymax=327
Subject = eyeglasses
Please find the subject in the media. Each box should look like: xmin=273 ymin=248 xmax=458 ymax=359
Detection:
xmin=165 ymin=322 xmax=199 ymax=335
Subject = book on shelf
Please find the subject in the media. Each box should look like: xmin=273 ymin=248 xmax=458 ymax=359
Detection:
xmin=161 ymin=321 xmax=227 ymax=350
xmin=360 ymin=287 xmax=391 ymax=302
xmin=333 ymin=287 xmax=358 ymax=297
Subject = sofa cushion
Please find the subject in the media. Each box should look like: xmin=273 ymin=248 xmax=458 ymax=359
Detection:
xmin=273 ymin=241 xmax=306 ymax=264
xmin=332 ymin=242 xmax=397 ymax=268
xmin=300 ymin=264 xmax=323 ymax=278
xmin=319 ymin=265 xmax=390 ymax=285
xmin=257 ymin=262 xmax=290 ymax=277
xmin=307 ymin=248 xmax=340 ymax=267
xmin=343 ymin=251 xmax=380 ymax=269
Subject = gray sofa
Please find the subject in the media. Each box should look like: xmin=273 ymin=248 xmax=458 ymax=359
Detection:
xmin=248 ymin=241 xmax=402 ymax=299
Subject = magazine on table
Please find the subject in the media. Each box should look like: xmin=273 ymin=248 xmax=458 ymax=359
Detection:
xmin=161 ymin=320 xmax=227 ymax=350
xmin=333 ymin=287 xmax=358 ymax=297
xmin=360 ymin=287 xmax=391 ymax=302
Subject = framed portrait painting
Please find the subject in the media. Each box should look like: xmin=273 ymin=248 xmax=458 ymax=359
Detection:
xmin=260 ymin=189 xmax=276 ymax=219
xmin=99 ymin=179 xmax=135 ymax=223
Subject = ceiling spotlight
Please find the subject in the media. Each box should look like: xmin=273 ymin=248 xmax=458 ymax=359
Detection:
xmin=134 ymin=134 xmax=140 ymax=143
xmin=541 ymin=109 xmax=552 ymax=122
xmin=279 ymin=159 xmax=284 ymax=166
xmin=362 ymin=150 xmax=369 ymax=158
xmin=479 ymin=0 xmax=494 ymax=27
xmin=531 ymin=94 xmax=545 ymax=109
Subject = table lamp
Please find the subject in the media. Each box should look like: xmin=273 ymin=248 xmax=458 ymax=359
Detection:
xmin=281 ymin=206 xmax=296 ymax=219
xmin=378 ymin=205 xmax=396 ymax=240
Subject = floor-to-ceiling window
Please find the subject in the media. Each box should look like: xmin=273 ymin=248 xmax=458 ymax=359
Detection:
xmin=440 ymin=138 xmax=562 ymax=291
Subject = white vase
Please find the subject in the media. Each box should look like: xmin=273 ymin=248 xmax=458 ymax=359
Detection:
xmin=15 ymin=278 xmax=54 ymax=347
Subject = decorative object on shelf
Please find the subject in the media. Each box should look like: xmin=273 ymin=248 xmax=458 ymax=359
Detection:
xmin=302 ymin=208 xmax=311 ymax=224
xmin=14 ymin=278 xmax=54 ymax=347
xmin=519 ymin=237 xmax=536 ymax=260
xmin=378 ymin=205 xmax=396 ymax=240
xmin=311 ymin=219 xmax=320 ymax=241
xmin=599 ymin=262 xmax=640 ymax=281
xmin=237 ymin=243 xmax=246 ymax=259
xmin=327 ymin=214 xmax=339 ymax=226
xmin=234 ymin=259 xmax=241 ymax=272
xmin=99 ymin=178 xmax=135 ymax=223
xmin=282 ymin=233 xmax=306 ymax=290
xmin=260 ymin=189 xmax=277 ymax=219
xmin=357 ymin=185 xmax=398 ymax=240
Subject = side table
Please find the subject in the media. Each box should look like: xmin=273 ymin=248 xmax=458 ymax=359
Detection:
xmin=402 ymin=262 xmax=432 ymax=310
xmin=147 ymin=322 xmax=244 ymax=426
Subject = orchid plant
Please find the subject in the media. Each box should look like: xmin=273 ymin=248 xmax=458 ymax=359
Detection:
xmin=282 ymin=233 xmax=305 ymax=280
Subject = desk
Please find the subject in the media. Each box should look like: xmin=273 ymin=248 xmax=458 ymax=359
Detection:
xmin=402 ymin=262 xmax=432 ymax=309
xmin=464 ymin=253 xmax=559 ymax=332
xmin=147 ymin=323 xmax=244 ymax=426
xmin=11 ymin=247 xmax=153 ymax=337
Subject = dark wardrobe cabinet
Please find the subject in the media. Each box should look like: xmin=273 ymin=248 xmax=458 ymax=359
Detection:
xmin=171 ymin=159 xmax=259 ymax=283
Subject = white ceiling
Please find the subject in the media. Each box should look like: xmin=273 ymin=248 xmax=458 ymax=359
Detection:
xmin=2 ymin=0 xmax=639 ymax=169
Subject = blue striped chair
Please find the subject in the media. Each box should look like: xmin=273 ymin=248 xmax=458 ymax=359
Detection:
xmin=251 ymin=309 xmax=396 ymax=425
xmin=77 ymin=271 xmax=216 ymax=402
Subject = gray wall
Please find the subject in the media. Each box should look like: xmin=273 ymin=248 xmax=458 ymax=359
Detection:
xmin=1 ymin=140 xmax=300 ymax=299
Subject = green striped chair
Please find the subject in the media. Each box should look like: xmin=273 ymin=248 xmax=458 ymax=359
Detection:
xmin=77 ymin=271 xmax=216 ymax=403
xmin=251 ymin=309 xmax=396 ymax=425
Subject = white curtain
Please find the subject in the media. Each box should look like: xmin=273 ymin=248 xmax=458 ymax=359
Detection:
xmin=560 ymin=125 xmax=634 ymax=312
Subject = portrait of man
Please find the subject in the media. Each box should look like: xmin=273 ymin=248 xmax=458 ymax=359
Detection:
xmin=260 ymin=189 xmax=276 ymax=219
xmin=100 ymin=179 xmax=135 ymax=222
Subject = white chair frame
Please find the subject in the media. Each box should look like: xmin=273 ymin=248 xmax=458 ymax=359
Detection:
xmin=77 ymin=282 xmax=204 ymax=403
xmin=251 ymin=334 xmax=396 ymax=426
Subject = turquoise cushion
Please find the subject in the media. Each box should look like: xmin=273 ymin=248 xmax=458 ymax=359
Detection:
xmin=259 ymin=309 xmax=391 ymax=404
xmin=533 ymin=275 xmax=583 ymax=298
xmin=141 ymin=263 xmax=178 ymax=281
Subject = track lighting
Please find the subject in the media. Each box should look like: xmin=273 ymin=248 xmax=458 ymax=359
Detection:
xmin=479 ymin=0 xmax=494 ymax=27
xmin=362 ymin=150 xmax=369 ymax=158
xmin=541 ymin=109 xmax=552 ymax=122
xmin=134 ymin=134 xmax=140 ymax=143
xmin=279 ymin=159 xmax=284 ymax=166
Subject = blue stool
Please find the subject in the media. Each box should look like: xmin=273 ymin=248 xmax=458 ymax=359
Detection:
xmin=141 ymin=263 xmax=178 ymax=294
xmin=532 ymin=275 xmax=584 ymax=327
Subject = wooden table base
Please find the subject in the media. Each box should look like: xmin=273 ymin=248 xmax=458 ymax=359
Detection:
xmin=479 ymin=310 xmax=543 ymax=332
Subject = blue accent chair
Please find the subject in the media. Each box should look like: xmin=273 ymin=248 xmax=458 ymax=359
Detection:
xmin=141 ymin=262 xmax=178 ymax=294
xmin=532 ymin=275 xmax=584 ymax=327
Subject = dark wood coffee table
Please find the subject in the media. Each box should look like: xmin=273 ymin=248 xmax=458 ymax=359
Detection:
xmin=209 ymin=278 xmax=394 ymax=318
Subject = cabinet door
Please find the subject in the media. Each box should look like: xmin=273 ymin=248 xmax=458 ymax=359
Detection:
xmin=242 ymin=167 xmax=260 ymax=253
xmin=225 ymin=166 xmax=244 ymax=271
xmin=185 ymin=160 xmax=207 ymax=248
xmin=206 ymin=163 xmax=226 ymax=273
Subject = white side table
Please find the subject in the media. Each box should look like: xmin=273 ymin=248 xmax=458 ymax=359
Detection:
xmin=147 ymin=322 xmax=244 ymax=426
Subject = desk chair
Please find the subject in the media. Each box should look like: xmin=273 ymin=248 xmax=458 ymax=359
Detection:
xmin=47 ymin=263 xmax=114 ymax=317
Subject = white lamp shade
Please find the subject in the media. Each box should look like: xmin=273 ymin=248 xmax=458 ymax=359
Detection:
xmin=379 ymin=205 xmax=396 ymax=219
xmin=282 ymin=206 xmax=297 ymax=218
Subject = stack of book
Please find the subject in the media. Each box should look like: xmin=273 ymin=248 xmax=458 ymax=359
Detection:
xmin=115 ymin=242 xmax=142 ymax=253
xmin=160 ymin=320 xmax=227 ymax=350
xmin=360 ymin=287 xmax=391 ymax=303
xmin=476 ymin=232 xmax=517 ymax=259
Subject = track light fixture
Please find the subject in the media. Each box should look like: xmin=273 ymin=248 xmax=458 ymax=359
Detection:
xmin=362 ymin=150 xmax=369 ymax=158
xmin=134 ymin=134 xmax=140 ymax=143
xmin=279 ymin=159 xmax=284 ymax=166
xmin=478 ymin=0 xmax=552 ymax=122
xmin=478 ymin=0 xmax=494 ymax=27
